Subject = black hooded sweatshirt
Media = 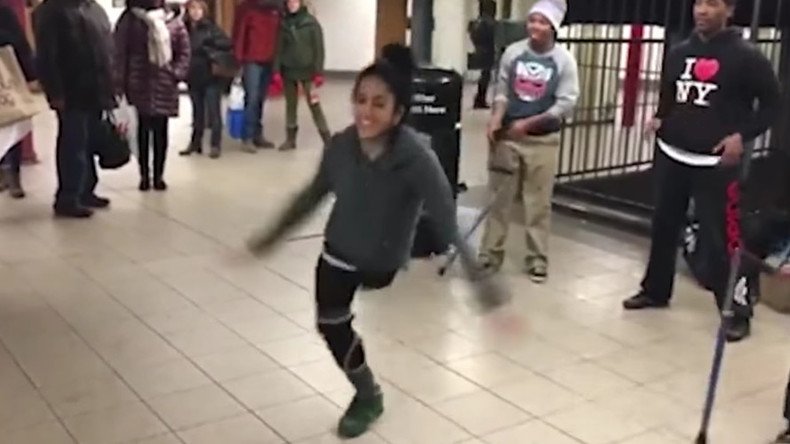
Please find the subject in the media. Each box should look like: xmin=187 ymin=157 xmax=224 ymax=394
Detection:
xmin=655 ymin=28 xmax=781 ymax=155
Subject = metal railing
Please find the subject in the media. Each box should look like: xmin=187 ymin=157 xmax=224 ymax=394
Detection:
xmin=552 ymin=0 xmax=787 ymax=211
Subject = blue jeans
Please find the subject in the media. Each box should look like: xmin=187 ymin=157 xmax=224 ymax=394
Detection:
xmin=55 ymin=109 xmax=100 ymax=209
xmin=242 ymin=62 xmax=272 ymax=141
xmin=0 ymin=142 xmax=21 ymax=174
xmin=189 ymin=83 xmax=222 ymax=148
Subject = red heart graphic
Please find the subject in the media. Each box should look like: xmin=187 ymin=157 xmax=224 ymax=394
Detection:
xmin=694 ymin=58 xmax=720 ymax=82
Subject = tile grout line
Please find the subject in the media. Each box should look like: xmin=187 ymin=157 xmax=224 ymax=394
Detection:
xmin=81 ymin=252 xmax=392 ymax=443
xmin=17 ymin=277 xmax=190 ymax=444
xmin=0 ymin=339 xmax=80 ymax=443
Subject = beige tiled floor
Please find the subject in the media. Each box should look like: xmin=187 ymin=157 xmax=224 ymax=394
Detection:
xmin=1 ymin=81 xmax=788 ymax=443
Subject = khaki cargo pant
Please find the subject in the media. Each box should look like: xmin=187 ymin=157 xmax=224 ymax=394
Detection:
xmin=479 ymin=133 xmax=561 ymax=269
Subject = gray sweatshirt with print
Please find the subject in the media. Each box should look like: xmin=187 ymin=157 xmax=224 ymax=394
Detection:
xmin=494 ymin=39 xmax=580 ymax=124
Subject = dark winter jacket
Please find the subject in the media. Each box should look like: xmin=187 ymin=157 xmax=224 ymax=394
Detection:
xmin=114 ymin=6 xmax=191 ymax=117
xmin=33 ymin=0 xmax=115 ymax=110
xmin=656 ymin=28 xmax=781 ymax=155
xmin=468 ymin=15 xmax=496 ymax=66
xmin=232 ymin=0 xmax=280 ymax=64
xmin=186 ymin=18 xmax=233 ymax=88
xmin=0 ymin=4 xmax=35 ymax=81
xmin=274 ymin=6 xmax=324 ymax=80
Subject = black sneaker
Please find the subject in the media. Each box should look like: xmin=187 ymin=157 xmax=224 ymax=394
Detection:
xmin=83 ymin=195 xmax=110 ymax=209
xmin=139 ymin=178 xmax=151 ymax=192
xmin=153 ymin=179 xmax=167 ymax=191
xmin=622 ymin=292 xmax=670 ymax=310
xmin=54 ymin=205 xmax=93 ymax=219
xmin=337 ymin=393 xmax=384 ymax=439
xmin=725 ymin=317 xmax=751 ymax=343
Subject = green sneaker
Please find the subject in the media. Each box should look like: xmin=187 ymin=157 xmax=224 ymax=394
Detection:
xmin=337 ymin=393 xmax=384 ymax=439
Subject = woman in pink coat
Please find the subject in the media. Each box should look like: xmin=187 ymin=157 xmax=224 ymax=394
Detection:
xmin=115 ymin=0 xmax=190 ymax=191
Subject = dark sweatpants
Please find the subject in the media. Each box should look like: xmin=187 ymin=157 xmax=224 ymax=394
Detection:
xmin=641 ymin=149 xmax=753 ymax=319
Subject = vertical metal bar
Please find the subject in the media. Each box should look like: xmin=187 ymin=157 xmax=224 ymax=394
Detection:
xmin=750 ymin=0 xmax=763 ymax=43
xmin=410 ymin=0 xmax=434 ymax=64
xmin=592 ymin=0 xmax=613 ymax=178
xmin=636 ymin=0 xmax=659 ymax=167
xmin=611 ymin=0 xmax=629 ymax=177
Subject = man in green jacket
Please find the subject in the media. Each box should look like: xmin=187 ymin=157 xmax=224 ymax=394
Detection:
xmin=275 ymin=0 xmax=330 ymax=150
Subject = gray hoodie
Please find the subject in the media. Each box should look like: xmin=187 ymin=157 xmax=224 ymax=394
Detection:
xmin=253 ymin=124 xmax=464 ymax=273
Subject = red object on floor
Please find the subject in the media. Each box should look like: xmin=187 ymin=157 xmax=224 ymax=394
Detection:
xmin=622 ymin=25 xmax=644 ymax=128
xmin=8 ymin=0 xmax=39 ymax=164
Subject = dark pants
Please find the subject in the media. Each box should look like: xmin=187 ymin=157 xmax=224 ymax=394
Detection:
xmin=283 ymin=76 xmax=330 ymax=140
xmin=0 ymin=142 xmax=21 ymax=174
xmin=475 ymin=66 xmax=493 ymax=104
xmin=242 ymin=62 xmax=272 ymax=141
xmin=641 ymin=149 xmax=753 ymax=319
xmin=189 ymin=83 xmax=222 ymax=149
xmin=137 ymin=114 xmax=169 ymax=181
xmin=55 ymin=110 xmax=100 ymax=209
xmin=315 ymin=254 xmax=396 ymax=375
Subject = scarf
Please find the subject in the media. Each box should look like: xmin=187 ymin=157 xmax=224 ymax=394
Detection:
xmin=131 ymin=7 xmax=172 ymax=67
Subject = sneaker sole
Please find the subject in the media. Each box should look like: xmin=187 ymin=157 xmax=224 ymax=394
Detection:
xmin=337 ymin=407 xmax=384 ymax=439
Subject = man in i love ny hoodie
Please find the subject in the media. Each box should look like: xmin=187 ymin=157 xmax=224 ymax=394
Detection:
xmin=622 ymin=0 xmax=781 ymax=343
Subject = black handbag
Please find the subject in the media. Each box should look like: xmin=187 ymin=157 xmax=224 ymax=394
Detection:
xmin=93 ymin=112 xmax=131 ymax=170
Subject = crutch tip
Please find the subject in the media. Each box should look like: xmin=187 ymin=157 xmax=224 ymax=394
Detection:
xmin=438 ymin=268 xmax=447 ymax=276
xmin=695 ymin=431 xmax=707 ymax=444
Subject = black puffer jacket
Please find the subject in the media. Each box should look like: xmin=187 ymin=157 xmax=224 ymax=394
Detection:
xmin=186 ymin=18 xmax=233 ymax=88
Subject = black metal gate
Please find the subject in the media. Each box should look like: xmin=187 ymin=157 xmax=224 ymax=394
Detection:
xmin=555 ymin=0 xmax=789 ymax=222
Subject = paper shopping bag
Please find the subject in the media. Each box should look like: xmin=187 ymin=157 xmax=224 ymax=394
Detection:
xmin=0 ymin=45 xmax=47 ymax=127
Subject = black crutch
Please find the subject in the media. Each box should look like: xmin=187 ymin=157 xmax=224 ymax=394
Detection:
xmin=695 ymin=147 xmax=756 ymax=444
xmin=438 ymin=175 xmax=512 ymax=276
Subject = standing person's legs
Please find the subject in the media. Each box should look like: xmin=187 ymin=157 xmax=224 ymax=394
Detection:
xmin=624 ymin=150 xmax=693 ymax=309
xmin=479 ymin=140 xmax=522 ymax=271
xmin=300 ymin=80 xmax=331 ymax=144
xmin=474 ymin=65 xmax=492 ymax=108
xmin=137 ymin=114 xmax=153 ymax=191
xmin=80 ymin=111 xmax=104 ymax=208
xmin=184 ymin=85 xmax=206 ymax=155
xmin=241 ymin=62 xmax=273 ymax=150
xmin=206 ymin=83 xmax=223 ymax=157
xmin=280 ymin=76 xmax=299 ymax=151
xmin=242 ymin=63 xmax=262 ymax=148
xmin=0 ymin=142 xmax=24 ymax=198
xmin=54 ymin=109 xmax=93 ymax=217
xmin=693 ymin=165 xmax=753 ymax=341
xmin=151 ymin=116 xmax=169 ymax=191
xmin=518 ymin=134 xmax=560 ymax=282
xmin=315 ymin=256 xmax=388 ymax=438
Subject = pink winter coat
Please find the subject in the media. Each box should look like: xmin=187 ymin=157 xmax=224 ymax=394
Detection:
xmin=114 ymin=8 xmax=190 ymax=117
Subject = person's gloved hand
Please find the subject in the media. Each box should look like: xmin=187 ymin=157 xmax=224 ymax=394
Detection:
xmin=312 ymin=74 xmax=324 ymax=88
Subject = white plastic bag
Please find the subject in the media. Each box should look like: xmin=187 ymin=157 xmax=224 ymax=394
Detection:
xmin=113 ymin=98 xmax=138 ymax=158
xmin=228 ymin=82 xmax=245 ymax=111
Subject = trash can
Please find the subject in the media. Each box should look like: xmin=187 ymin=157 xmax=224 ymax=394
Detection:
xmin=408 ymin=66 xmax=463 ymax=258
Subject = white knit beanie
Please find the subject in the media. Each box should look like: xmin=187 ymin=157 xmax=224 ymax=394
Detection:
xmin=528 ymin=0 xmax=567 ymax=31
